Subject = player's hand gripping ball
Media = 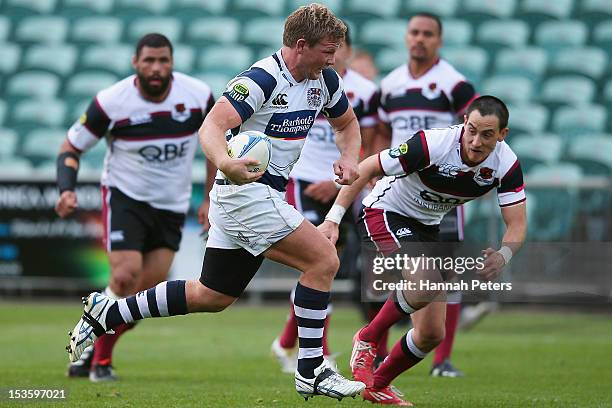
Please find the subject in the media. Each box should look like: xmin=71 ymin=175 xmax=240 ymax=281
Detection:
xmin=227 ymin=130 xmax=272 ymax=173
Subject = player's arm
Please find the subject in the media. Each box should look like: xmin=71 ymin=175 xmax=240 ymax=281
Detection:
xmin=328 ymin=105 xmax=361 ymax=185
xmin=198 ymin=97 xmax=263 ymax=185
xmin=55 ymin=140 xmax=82 ymax=218
xmin=478 ymin=202 xmax=527 ymax=281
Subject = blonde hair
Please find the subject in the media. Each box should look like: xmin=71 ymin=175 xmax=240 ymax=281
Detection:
xmin=283 ymin=3 xmax=346 ymax=47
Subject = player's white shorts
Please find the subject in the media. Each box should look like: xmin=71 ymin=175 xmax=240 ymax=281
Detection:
xmin=207 ymin=181 xmax=304 ymax=256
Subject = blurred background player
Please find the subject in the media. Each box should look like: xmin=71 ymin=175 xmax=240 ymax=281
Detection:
xmin=270 ymin=27 xmax=380 ymax=373
xmin=56 ymin=33 xmax=214 ymax=381
xmin=374 ymin=13 xmax=479 ymax=377
xmin=349 ymin=49 xmax=379 ymax=82
xmin=321 ymin=96 xmax=527 ymax=404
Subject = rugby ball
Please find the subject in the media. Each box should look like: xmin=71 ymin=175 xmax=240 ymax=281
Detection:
xmin=227 ymin=130 xmax=272 ymax=173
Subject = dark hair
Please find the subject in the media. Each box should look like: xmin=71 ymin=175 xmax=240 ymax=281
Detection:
xmin=135 ymin=33 xmax=173 ymax=57
xmin=410 ymin=12 xmax=443 ymax=36
xmin=466 ymin=95 xmax=510 ymax=130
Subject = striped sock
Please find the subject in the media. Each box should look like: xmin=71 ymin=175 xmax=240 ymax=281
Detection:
xmin=104 ymin=281 xmax=188 ymax=329
xmin=373 ymin=328 xmax=428 ymax=388
xmin=293 ymin=282 xmax=330 ymax=379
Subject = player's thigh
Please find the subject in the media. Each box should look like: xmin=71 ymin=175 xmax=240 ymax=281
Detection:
xmin=264 ymin=219 xmax=338 ymax=275
xmin=199 ymin=247 xmax=264 ymax=299
xmin=108 ymin=250 xmax=143 ymax=295
xmin=138 ymin=247 xmax=176 ymax=291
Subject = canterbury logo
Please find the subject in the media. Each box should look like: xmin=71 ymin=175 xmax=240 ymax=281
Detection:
xmin=271 ymin=93 xmax=288 ymax=106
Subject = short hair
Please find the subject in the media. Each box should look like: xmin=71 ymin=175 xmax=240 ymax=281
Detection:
xmin=135 ymin=33 xmax=173 ymax=57
xmin=283 ymin=3 xmax=347 ymax=47
xmin=466 ymin=95 xmax=510 ymax=130
xmin=409 ymin=12 xmax=443 ymax=36
xmin=344 ymin=25 xmax=352 ymax=46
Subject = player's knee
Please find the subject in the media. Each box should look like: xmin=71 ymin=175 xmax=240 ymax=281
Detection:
xmin=191 ymin=281 xmax=235 ymax=312
xmin=420 ymin=326 xmax=445 ymax=347
xmin=110 ymin=266 xmax=141 ymax=296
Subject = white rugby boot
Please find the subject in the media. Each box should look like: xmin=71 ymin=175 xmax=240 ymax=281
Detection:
xmin=295 ymin=359 xmax=365 ymax=401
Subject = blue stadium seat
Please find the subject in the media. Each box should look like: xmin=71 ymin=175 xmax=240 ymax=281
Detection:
xmin=0 ymin=43 xmax=21 ymax=76
xmin=592 ymin=21 xmax=612 ymax=57
xmin=360 ymin=19 xmax=406 ymax=50
xmin=4 ymin=0 xmax=58 ymax=19
xmin=12 ymin=98 xmax=66 ymax=128
xmin=552 ymin=105 xmax=607 ymax=138
xmin=115 ymin=0 xmax=170 ymax=15
xmin=257 ymin=47 xmax=279 ymax=60
xmin=375 ymin=48 xmax=408 ymax=74
xmin=441 ymin=19 xmax=473 ymax=47
xmin=343 ymin=0 xmax=400 ymax=19
xmin=72 ymin=17 xmax=124 ymax=44
xmin=0 ymin=100 xmax=6 ymax=127
xmin=577 ymin=0 xmax=612 ymax=24
xmin=60 ymin=0 xmax=115 ymax=17
xmin=566 ymin=136 xmax=612 ymax=175
xmin=477 ymin=20 xmax=530 ymax=51
xmin=463 ymin=0 xmax=517 ymax=23
xmin=508 ymin=133 xmax=562 ymax=172
xmin=404 ymin=0 xmax=458 ymax=18
xmin=0 ymin=16 xmax=10 ymax=42
xmin=197 ymin=46 xmax=253 ymax=76
xmin=64 ymin=72 xmax=118 ymax=99
xmin=173 ymin=45 xmax=196 ymax=74
xmin=441 ymin=46 xmax=489 ymax=84
xmin=22 ymin=45 xmax=78 ymax=76
xmin=21 ymin=128 xmax=67 ymax=163
xmin=534 ymin=21 xmax=588 ymax=54
xmin=288 ymin=0 xmax=342 ymax=14
xmin=6 ymin=71 xmax=61 ymax=99
xmin=193 ymin=73 xmax=230 ymax=98
xmin=527 ymin=163 xmax=583 ymax=240
xmin=603 ymin=80 xmax=612 ymax=111
xmin=0 ymin=157 xmax=34 ymax=175
xmin=242 ymin=18 xmax=285 ymax=48
xmin=171 ymin=0 xmax=230 ymax=19
xmin=0 ymin=128 xmax=18 ymax=159
xmin=482 ymin=75 xmax=534 ymax=105
xmin=127 ymin=17 xmax=182 ymax=43
xmin=507 ymin=104 xmax=550 ymax=135
xmin=232 ymin=0 xmax=286 ymax=17
xmin=517 ymin=0 xmax=574 ymax=24
xmin=80 ymin=45 xmax=133 ymax=76
xmin=186 ymin=18 xmax=240 ymax=46
xmin=494 ymin=47 xmax=548 ymax=81
xmin=549 ymin=47 xmax=608 ymax=80
xmin=540 ymin=76 xmax=596 ymax=108
xmin=15 ymin=16 xmax=68 ymax=44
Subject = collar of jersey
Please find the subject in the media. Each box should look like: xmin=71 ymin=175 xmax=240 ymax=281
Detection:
xmin=275 ymin=50 xmax=299 ymax=86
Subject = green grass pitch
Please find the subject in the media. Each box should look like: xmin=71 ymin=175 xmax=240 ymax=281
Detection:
xmin=0 ymin=302 xmax=610 ymax=407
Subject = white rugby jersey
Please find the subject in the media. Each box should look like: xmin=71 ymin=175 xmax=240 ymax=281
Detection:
xmin=290 ymin=68 xmax=379 ymax=183
xmin=218 ymin=50 xmax=350 ymax=191
xmin=363 ymin=126 xmax=526 ymax=225
xmin=379 ymin=59 xmax=478 ymax=147
xmin=67 ymin=72 xmax=214 ymax=213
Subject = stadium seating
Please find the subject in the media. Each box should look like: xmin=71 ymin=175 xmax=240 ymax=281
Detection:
xmin=232 ymin=0 xmax=286 ymax=17
xmin=527 ymin=163 xmax=583 ymax=240
xmin=60 ymin=0 xmax=115 ymax=17
xmin=115 ymin=0 xmax=170 ymax=15
xmin=508 ymin=134 xmax=563 ymax=172
xmin=289 ymin=0 xmax=343 ymax=14
xmin=11 ymin=98 xmax=67 ymax=128
xmin=517 ymin=0 xmax=574 ymax=24
xmin=549 ymin=47 xmax=608 ymax=80
xmin=20 ymin=128 xmax=67 ymax=164
xmin=440 ymin=19 xmax=473 ymax=47
xmin=197 ymin=46 xmax=253 ymax=76
xmin=0 ymin=16 xmax=10 ymax=42
xmin=0 ymin=157 xmax=34 ymax=175
xmin=0 ymin=100 xmax=6 ymax=127
xmin=4 ymin=0 xmax=58 ymax=18
xmin=534 ymin=20 xmax=588 ymax=54
xmin=375 ymin=48 xmax=408 ymax=74
xmin=577 ymin=0 xmax=612 ymax=24
xmin=80 ymin=45 xmax=133 ymax=76
xmin=482 ymin=75 xmax=534 ymax=105
xmin=441 ymin=46 xmax=489 ymax=84
xmin=592 ymin=21 xmax=612 ymax=56
xmin=22 ymin=45 xmax=78 ymax=77
xmin=507 ymin=104 xmax=550 ymax=135
xmin=552 ymin=105 xmax=607 ymax=138
xmin=15 ymin=16 xmax=68 ymax=44
xmin=242 ymin=18 xmax=286 ymax=49
xmin=0 ymin=128 xmax=18 ymax=159
xmin=0 ymin=43 xmax=21 ymax=75
xmin=72 ymin=17 xmax=124 ymax=44
xmin=404 ymin=0 xmax=459 ymax=18
xmin=494 ymin=47 xmax=548 ymax=81
xmin=186 ymin=18 xmax=241 ymax=46
xmin=64 ymin=72 xmax=119 ymax=99
xmin=343 ymin=0 xmax=400 ymax=20
xmin=173 ymin=44 xmax=196 ymax=74
xmin=476 ymin=19 xmax=530 ymax=51
xmin=194 ymin=73 xmax=231 ymax=98
xmin=463 ymin=0 xmax=518 ymax=23
xmin=127 ymin=17 xmax=182 ymax=43
xmin=540 ymin=76 xmax=596 ymax=108
xmin=360 ymin=19 xmax=406 ymax=50
xmin=5 ymin=71 xmax=61 ymax=99
xmin=566 ymin=136 xmax=612 ymax=175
